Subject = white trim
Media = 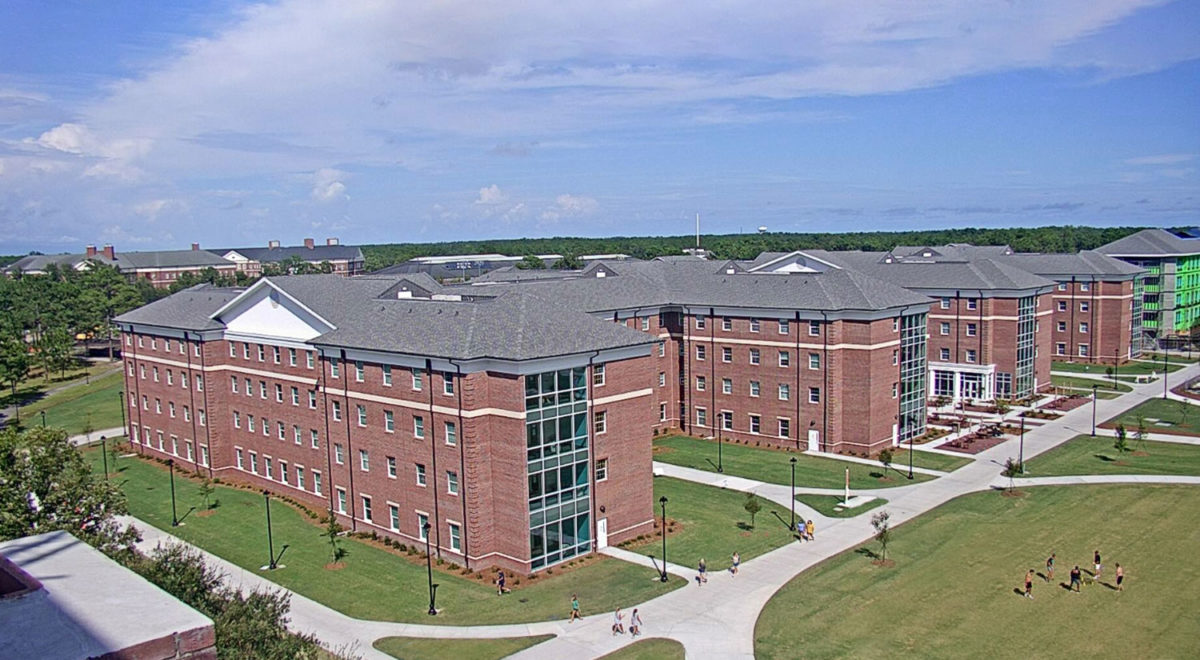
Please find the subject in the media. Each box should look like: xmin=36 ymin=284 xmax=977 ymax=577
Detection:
xmin=686 ymin=336 xmax=902 ymax=351
xmin=593 ymin=388 xmax=653 ymax=406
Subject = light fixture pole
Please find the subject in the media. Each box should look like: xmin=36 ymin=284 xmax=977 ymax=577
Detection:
xmin=907 ymin=415 xmax=914 ymax=480
xmin=167 ymin=459 xmax=179 ymax=526
xmin=1163 ymin=351 xmax=1169 ymax=400
xmin=1091 ymin=384 xmax=1098 ymax=437
xmin=118 ymin=390 xmax=126 ymax=437
xmin=717 ymin=431 xmax=723 ymax=473
xmin=789 ymin=456 xmax=797 ymax=534
xmin=1018 ymin=415 xmax=1026 ymax=474
xmin=100 ymin=435 xmax=109 ymax=481
xmin=659 ymin=496 xmax=669 ymax=582
xmin=423 ymin=522 xmax=438 ymax=614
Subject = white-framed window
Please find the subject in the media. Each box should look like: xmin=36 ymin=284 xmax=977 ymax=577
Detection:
xmin=696 ymin=376 xmax=707 ymax=391
xmin=198 ymin=409 xmax=206 ymax=426
xmin=291 ymin=386 xmax=299 ymax=405
xmin=721 ymin=410 xmax=733 ymax=430
xmin=166 ymin=370 xmax=173 ymax=386
xmin=200 ymin=445 xmax=209 ymax=467
xmin=336 ymin=488 xmax=346 ymax=514
xmin=355 ymin=360 xmax=365 ymax=382
xmin=330 ymin=359 xmax=340 ymax=379
xmin=750 ymin=318 xmax=760 ymax=333
xmin=967 ymin=298 xmax=978 ymax=310
xmin=228 ymin=342 xmax=236 ymax=357
xmin=779 ymin=319 xmax=790 ymax=335
xmin=1080 ymin=301 xmax=1089 ymax=312
xmin=940 ymin=297 xmax=951 ymax=309
xmin=893 ymin=349 xmax=899 ymax=366
xmin=289 ymin=348 xmax=297 ymax=366
xmin=658 ymin=372 xmax=666 ymax=387
xmin=155 ymin=398 xmax=162 ymax=414
xmin=1057 ymin=321 xmax=1067 ymax=332
xmin=414 ymin=416 xmax=425 ymax=438
xmin=695 ymin=316 xmax=706 ymax=330
xmin=412 ymin=370 xmax=423 ymax=390
xmin=334 ymin=443 xmax=344 ymax=464
xmin=1057 ymin=300 xmax=1067 ymax=312
xmin=359 ymin=449 xmax=370 ymax=471
xmin=313 ymin=470 xmax=322 ymax=495
xmin=659 ymin=402 xmax=667 ymax=422
xmin=183 ymin=406 xmax=190 ymax=422
xmin=749 ymin=380 xmax=760 ymax=397
xmin=311 ymin=429 xmax=320 ymax=448
xmin=641 ymin=317 xmax=650 ymax=331
xmin=279 ymin=460 xmax=287 ymax=483
xmin=249 ymin=451 xmax=258 ymax=473
xmin=722 ymin=346 xmax=732 ymax=363
xmin=940 ymin=322 xmax=950 ymax=336
xmin=966 ymin=349 xmax=977 ymax=363
xmin=892 ymin=318 xmax=900 ymax=332
xmin=382 ymin=364 xmax=392 ymax=386
xmin=293 ymin=425 xmax=301 ymax=444
xmin=778 ymin=384 xmax=790 ymax=400
xmin=416 ymin=464 xmax=427 ymax=486
xmin=1058 ymin=283 xmax=1067 ymax=291
xmin=357 ymin=404 xmax=367 ymax=427
xmin=447 ymin=471 xmax=458 ymax=495
xmin=658 ymin=342 xmax=665 ymax=357
xmin=808 ymin=387 xmax=820 ymax=403
xmin=749 ymin=414 xmax=761 ymax=434
xmin=778 ymin=418 xmax=790 ymax=438
xmin=749 ymin=348 xmax=760 ymax=365
xmin=153 ymin=366 xmax=159 ymax=382
xmin=277 ymin=422 xmax=285 ymax=439
xmin=779 ymin=351 xmax=790 ymax=367
xmin=259 ymin=380 xmax=267 ymax=399
xmin=296 ymin=466 xmax=304 ymax=489
xmin=594 ymin=410 xmax=607 ymax=434
xmin=443 ymin=373 xmax=455 ymax=395
xmin=1080 ymin=282 xmax=1090 ymax=292
xmin=593 ymin=364 xmax=606 ymax=386
xmin=275 ymin=383 xmax=283 ymax=402
xmin=448 ymin=522 xmax=461 ymax=552
xmin=966 ymin=323 xmax=977 ymax=337
xmin=257 ymin=344 xmax=265 ymax=361
xmin=332 ymin=400 xmax=341 ymax=421
xmin=940 ymin=347 xmax=951 ymax=361
xmin=722 ymin=317 xmax=732 ymax=331
xmin=273 ymin=346 xmax=281 ymax=364
xmin=244 ymin=377 xmax=252 ymax=395
xmin=388 ymin=504 xmax=400 ymax=531
xmin=444 ymin=421 xmax=457 ymax=446
xmin=892 ymin=382 xmax=898 ymax=399
xmin=696 ymin=407 xmax=708 ymax=427
xmin=236 ymin=448 xmax=244 ymax=469
xmin=596 ymin=457 xmax=608 ymax=481
xmin=168 ymin=402 xmax=176 ymax=418
xmin=808 ymin=320 xmax=820 ymax=336
xmin=809 ymin=352 xmax=820 ymax=369
xmin=385 ymin=410 xmax=395 ymax=432
xmin=308 ymin=390 xmax=317 ymax=409
xmin=306 ymin=351 xmax=314 ymax=369
xmin=1056 ymin=342 xmax=1066 ymax=355
xmin=1078 ymin=343 xmax=1090 ymax=357
xmin=1079 ymin=322 xmax=1089 ymax=334
xmin=387 ymin=456 xmax=397 ymax=478
xmin=722 ymin=378 xmax=732 ymax=394
xmin=139 ymin=365 xmax=146 ymax=380
xmin=696 ymin=345 xmax=707 ymax=361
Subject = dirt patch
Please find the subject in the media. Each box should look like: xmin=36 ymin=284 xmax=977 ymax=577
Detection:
xmin=872 ymin=559 xmax=896 ymax=568
xmin=196 ymin=509 xmax=217 ymax=518
xmin=651 ymin=445 xmax=675 ymax=454
xmin=1001 ymin=489 xmax=1028 ymax=498
xmin=1132 ymin=451 xmax=1150 ymax=457
xmin=324 ymin=562 xmax=346 ymax=571
xmin=1114 ymin=461 xmax=1130 ymax=467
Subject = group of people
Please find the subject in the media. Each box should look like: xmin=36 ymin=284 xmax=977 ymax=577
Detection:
xmin=796 ymin=519 xmax=815 ymax=541
xmin=1025 ymin=550 xmax=1125 ymax=599
xmin=611 ymin=607 xmax=643 ymax=636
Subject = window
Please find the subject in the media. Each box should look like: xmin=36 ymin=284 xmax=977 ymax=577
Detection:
xmin=641 ymin=317 xmax=650 ymax=331
xmin=749 ymin=414 xmax=760 ymax=434
xmin=695 ymin=316 xmax=706 ymax=330
xmin=357 ymin=404 xmax=367 ymax=427
xmin=412 ymin=370 xmax=423 ymax=390
xmin=720 ymin=411 xmax=733 ymax=430
xmin=779 ymin=319 xmax=790 ymax=335
xmin=593 ymin=365 xmax=606 ymax=386
xmin=808 ymin=387 xmax=820 ymax=404
xmin=155 ymin=398 xmax=162 ymax=414
xmin=330 ymin=359 xmax=340 ymax=379
xmin=336 ymin=488 xmax=346 ymax=514
xmin=594 ymin=410 xmax=607 ymax=434
xmin=722 ymin=317 xmax=732 ymax=331
xmin=153 ymin=366 xmax=159 ymax=382
xmin=139 ymin=365 xmax=146 ymax=380
xmin=313 ymin=471 xmax=322 ymax=495
xmin=289 ymin=348 xmax=297 ymax=366
xmin=1056 ymin=342 xmax=1066 ymax=355
xmin=940 ymin=347 xmax=951 ymax=361
xmin=696 ymin=345 xmax=707 ymax=360
xmin=696 ymin=408 xmax=708 ymax=426
xmin=966 ymin=349 xmax=977 ymax=363
xmin=892 ymin=318 xmax=900 ymax=332
xmin=750 ymin=318 xmax=760 ymax=333
xmin=1079 ymin=322 xmax=1089 ymax=334
xmin=198 ymin=409 xmax=206 ymax=426
xmin=279 ymin=460 xmax=287 ymax=483
xmin=168 ymin=402 xmax=176 ymax=418
xmin=142 ymin=395 xmax=148 ymax=411
xmin=966 ymin=323 xmax=977 ymax=337
xmin=244 ymin=377 xmax=251 ymax=396
xmin=236 ymin=448 xmax=244 ymax=469
xmin=295 ymin=466 xmax=304 ymax=489
xmin=183 ymin=406 xmax=190 ymax=422
xmin=967 ymin=298 xmax=978 ymax=310
xmin=449 ymin=522 xmax=461 ymax=552
xmin=311 ymin=429 xmax=319 ymax=448
xmin=334 ymin=443 xmax=344 ymax=464
xmin=940 ymin=322 xmax=951 ymax=336
xmin=1080 ymin=301 xmax=1089 ymax=312
xmin=893 ymin=349 xmax=899 ymax=366
xmin=658 ymin=372 xmax=666 ymax=387
xmin=255 ymin=344 xmax=264 ymax=361
xmin=659 ymin=402 xmax=667 ymax=421
xmin=275 ymin=383 xmax=283 ymax=402
xmin=778 ymin=351 xmax=790 ymax=367
xmin=696 ymin=376 xmax=707 ymax=391
xmin=808 ymin=352 xmax=820 ymax=369
xmin=722 ymin=346 xmax=732 ymax=362
xmin=1078 ymin=343 xmax=1090 ymax=357
xmin=166 ymin=370 xmax=173 ymax=386
xmin=387 ymin=456 xmax=397 ymax=478
xmin=382 ymin=364 xmax=392 ymax=386
xmin=749 ymin=349 xmax=760 ymax=365
xmin=308 ymin=390 xmax=317 ymax=409
xmin=259 ymin=381 xmax=267 ymax=399
xmin=447 ymin=471 xmax=459 ymax=495
xmin=658 ymin=342 xmax=665 ymax=357
xmin=778 ymin=418 xmax=790 ymax=438
xmin=413 ymin=416 xmax=425 ymax=438
xmin=273 ymin=346 xmax=281 ymax=364
xmin=444 ymin=421 xmax=457 ymax=446
xmin=1057 ymin=321 xmax=1067 ymax=332
xmin=355 ymin=360 xmax=365 ymax=382
xmin=722 ymin=378 xmax=732 ymax=394
xmin=389 ymin=504 xmax=400 ymax=530
xmin=749 ymin=380 xmax=760 ymax=397
xmin=1057 ymin=301 xmax=1067 ymax=312
xmin=1058 ymin=283 xmax=1067 ymax=291
xmin=808 ymin=320 xmax=820 ymax=336
xmin=360 ymin=449 xmax=369 ymax=471
xmin=200 ymin=446 xmax=209 ymax=467
xmin=249 ymin=452 xmax=258 ymax=473
xmin=892 ymin=382 xmax=898 ymax=399
xmin=277 ymin=422 xmax=285 ymax=439
xmin=940 ymin=297 xmax=951 ymax=309
xmin=416 ymin=464 xmax=427 ymax=486
xmin=306 ymin=351 xmax=314 ymax=369
xmin=595 ymin=458 xmax=608 ymax=481
xmin=779 ymin=384 xmax=790 ymax=400
xmin=1080 ymin=282 xmax=1090 ymax=292
xmin=291 ymin=387 xmax=299 ymax=405
xmin=293 ymin=425 xmax=301 ymax=444
xmin=443 ymin=373 xmax=455 ymax=395
xmin=385 ymin=410 xmax=394 ymax=432
xmin=332 ymin=400 xmax=341 ymax=421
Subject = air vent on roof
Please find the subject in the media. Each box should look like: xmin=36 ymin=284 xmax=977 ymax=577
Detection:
xmin=922 ymin=251 xmax=932 ymax=258
xmin=397 ymin=290 xmax=413 ymax=298
xmin=596 ymin=271 xmax=606 ymax=278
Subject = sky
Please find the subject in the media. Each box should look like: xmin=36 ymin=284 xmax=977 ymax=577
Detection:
xmin=0 ymin=1 xmax=1198 ymax=254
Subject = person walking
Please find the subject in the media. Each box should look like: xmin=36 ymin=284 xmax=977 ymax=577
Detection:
xmin=1093 ymin=550 xmax=1102 ymax=581
xmin=731 ymin=551 xmax=740 ymax=576
xmin=496 ymin=570 xmax=507 ymax=595
xmin=1115 ymin=563 xmax=1125 ymax=592
xmin=568 ymin=594 xmax=581 ymax=623
xmin=611 ymin=607 xmax=625 ymax=635
xmin=1024 ymin=569 xmax=1035 ymax=599
xmin=697 ymin=558 xmax=708 ymax=585
xmin=805 ymin=519 xmax=815 ymax=541
xmin=1045 ymin=553 xmax=1055 ymax=583
xmin=1070 ymin=565 xmax=1082 ymax=592
xmin=629 ymin=608 xmax=643 ymax=637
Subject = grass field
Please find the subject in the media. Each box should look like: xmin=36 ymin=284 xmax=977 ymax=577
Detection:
xmin=1140 ymin=352 xmax=1200 ymax=364
xmin=17 ymin=369 xmax=124 ymax=434
xmin=623 ymin=477 xmax=795 ymax=572
xmin=794 ymin=494 xmax=887 ymax=518
xmin=1051 ymin=374 xmax=1131 ymax=393
xmin=1104 ymin=398 xmax=1200 ymax=436
xmin=1052 ymin=360 xmax=1182 ymax=377
xmin=84 ymin=449 xmax=684 ymax=625
xmin=597 ymin=638 xmax=685 ymax=660
xmin=1019 ymin=434 xmax=1200 ymax=478
xmin=652 ymin=436 xmax=933 ymax=489
xmin=755 ymin=485 xmax=1200 ymax=659
xmin=889 ymin=448 xmax=972 ymax=472
xmin=373 ymin=635 xmax=554 ymax=659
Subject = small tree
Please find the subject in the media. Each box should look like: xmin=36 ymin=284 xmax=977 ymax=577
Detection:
xmin=1136 ymin=416 xmax=1148 ymax=453
xmin=324 ymin=510 xmax=347 ymax=563
xmin=743 ymin=492 xmax=761 ymax=529
xmin=1002 ymin=457 xmax=1021 ymax=491
xmin=1176 ymin=398 xmax=1191 ymax=426
xmin=870 ymin=510 xmax=892 ymax=562
xmin=878 ymin=448 xmax=894 ymax=475
xmin=198 ymin=477 xmax=216 ymax=510
xmin=1105 ymin=366 xmax=1115 ymax=389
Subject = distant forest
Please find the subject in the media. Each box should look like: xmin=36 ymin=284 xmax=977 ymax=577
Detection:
xmin=360 ymin=225 xmax=1146 ymax=271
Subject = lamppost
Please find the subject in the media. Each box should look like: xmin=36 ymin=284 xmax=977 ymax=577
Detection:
xmin=40 ymin=410 xmax=45 ymax=428
xmin=1091 ymin=384 xmax=1098 ymax=437
xmin=1163 ymin=351 xmax=1169 ymax=400
xmin=717 ymin=431 xmax=723 ymax=473
xmin=100 ymin=435 xmax=109 ymax=481
xmin=264 ymin=491 xmax=277 ymax=569
xmin=167 ymin=459 xmax=179 ymax=526
xmin=1018 ymin=415 xmax=1026 ymax=474
xmin=118 ymin=390 xmax=126 ymax=437
xmin=789 ymin=456 xmax=797 ymax=534
xmin=907 ymin=415 xmax=915 ymax=480
xmin=423 ymin=522 xmax=438 ymax=614
xmin=659 ymin=496 xmax=669 ymax=582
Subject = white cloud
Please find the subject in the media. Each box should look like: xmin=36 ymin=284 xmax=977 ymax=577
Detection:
xmin=133 ymin=199 xmax=171 ymax=219
xmin=311 ymin=167 xmax=348 ymax=202
xmin=540 ymin=194 xmax=598 ymax=222
xmin=474 ymin=184 xmax=508 ymax=205
xmin=1125 ymin=153 xmax=1197 ymax=166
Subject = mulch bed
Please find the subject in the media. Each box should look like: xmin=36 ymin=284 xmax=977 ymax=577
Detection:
xmin=1050 ymin=397 xmax=1091 ymax=412
xmin=941 ymin=434 xmax=1009 ymax=454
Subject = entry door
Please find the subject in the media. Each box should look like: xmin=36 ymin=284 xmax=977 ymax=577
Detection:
xmin=597 ymin=517 xmax=609 ymax=549
xmin=807 ymin=429 xmax=820 ymax=452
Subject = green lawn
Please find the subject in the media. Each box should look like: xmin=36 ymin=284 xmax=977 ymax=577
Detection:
xmin=1140 ymin=352 xmax=1200 ymax=364
xmin=1019 ymin=434 xmax=1200 ymax=477
xmin=652 ymin=436 xmax=933 ymax=489
xmin=1051 ymin=374 xmax=1131 ymax=393
xmin=794 ymin=494 xmax=887 ymax=518
xmin=889 ymin=448 xmax=972 ymax=472
xmin=373 ymin=635 xmax=553 ymax=660
xmin=598 ymin=638 xmax=685 ymax=660
xmin=623 ymin=477 xmax=796 ymax=573
xmin=17 ymin=370 xmax=125 ymax=434
xmin=1052 ymin=360 xmax=1182 ymax=377
xmin=84 ymin=450 xmax=684 ymax=625
xmin=1105 ymin=398 xmax=1200 ymax=436
xmin=756 ymin=486 xmax=1200 ymax=659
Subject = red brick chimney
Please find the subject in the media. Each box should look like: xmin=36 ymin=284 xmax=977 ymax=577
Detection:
xmin=304 ymin=238 xmax=315 ymax=249
xmin=85 ymin=245 xmax=97 ymax=257
xmin=191 ymin=242 xmax=200 ymax=251
xmin=326 ymin=237 xmax=339 ymax=246
xmin=101 ymin=245 xmax=115 ymax=260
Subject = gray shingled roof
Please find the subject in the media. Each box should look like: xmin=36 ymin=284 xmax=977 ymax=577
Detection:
xmin=997 ymin=250 xmax=1144 ymax=279
xmin=112 ymin=250 xmax=234 ymax=269
xmin=806 ymin=250 xmax=1054 ymax=291
xmin=1096 ymin=228 xmax=1200 ymax=257
xmin=216 ymin=245 xmax=364 ymax=262
xmin=115 ymin=284 xmax=242 ymax=330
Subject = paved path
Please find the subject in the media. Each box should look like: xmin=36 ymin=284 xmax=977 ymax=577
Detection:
xmin=69 ymin=427 xmax=125 ymax=446
xmin=804 ymin=450 xmax=948 ymax=477
xmin=110 ymin=362 xmax=1200 ymax=659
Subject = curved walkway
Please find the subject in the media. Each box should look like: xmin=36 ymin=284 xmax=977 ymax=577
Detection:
xmin=117 ymin=362 xmax=1200 ymax=659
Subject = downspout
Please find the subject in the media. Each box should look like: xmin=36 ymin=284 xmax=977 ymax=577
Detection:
xmin=1069 ymin=276 xmax=1077 ymax=362
xmin=318 ymin=349 xmax=337 ymax=515
xmin=184 ymin=333 xmax=204 ymax=475
xmin=709 ymin=308 xmax=716 ymax=439
xmin=794 ymin=311 xmax=801 ymax=451
xmin=340 ymin=349 xmax=357 ymax=531
xmin=195 ymin=333 xmax=213 ymax=479
xmin=449 ymin=359 xmax=469 ymax=569
xmin=682 ymin=310 xmax=691 ymax=434
xmin=1089 ymin=276 xmax=1098 ymax=364
xmin=977 ymin=289 xmax=984 ymax=365
xmin=426 ymin=358 xmax=442 ymax=559
xmin=954 ymin=291 xmax=961 ymax=361
xmin=585 ymin=350 xmax=600 ymax=553
xmin=131 ymin=329 xmax=145 ymax=455
xmin=821 ymin=311 xmax=830 ymax=453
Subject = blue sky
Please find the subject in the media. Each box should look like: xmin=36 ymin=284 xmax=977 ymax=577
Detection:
xmin=1 ymin=0 xmax=1197 ymax=254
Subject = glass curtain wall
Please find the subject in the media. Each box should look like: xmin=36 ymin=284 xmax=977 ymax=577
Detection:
xmin=898 ymin=313 xmax=927 ymax=441
xmin=1015 ymin=296 xmax=1036 ymax=398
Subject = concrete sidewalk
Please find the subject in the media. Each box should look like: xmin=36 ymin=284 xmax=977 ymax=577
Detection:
xmin=70 ymin=427 xmax=125 ymax=446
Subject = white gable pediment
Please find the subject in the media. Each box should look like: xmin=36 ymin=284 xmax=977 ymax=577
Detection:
xmin=216 ymin=283 xmax=331 ymax=343
xmin=222 ymin=250 xmax=249 ymax=262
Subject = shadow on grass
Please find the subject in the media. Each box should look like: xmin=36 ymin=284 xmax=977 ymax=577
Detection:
xmin=1012 ymin=587 xmax=1024 ymax=597
xmin=735 ymin=522 xmax=754 ymax=531
xmin=1095 ymin=454 xmax=1117 ymax=462
xmin=855 ymin=547 xmax=879 ymax=560
xmin=869 ymin=471 xmax=885 ymax=479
